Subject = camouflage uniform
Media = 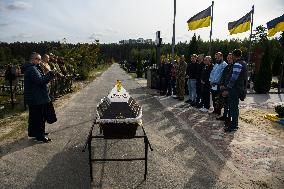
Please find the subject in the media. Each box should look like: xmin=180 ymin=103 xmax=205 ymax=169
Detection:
xmin=176 ymin=60 xmax=187 ymax=100
xmin=48 ymin=61 xmax=57 ymax=100
xmin=65 ymin=63 xmax=74 ymax=92
xmin=53 ymin=62 xmax=64 ymax=97
xmin=57 ymin=62 xmax=67 ymax=94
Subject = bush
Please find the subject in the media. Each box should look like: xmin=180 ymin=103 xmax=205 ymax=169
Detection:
xmin=77 ymin=67 xmax=90 ymax=80
xmin=136 ymin=55 xmax=143 ymax=78
xmin=254 ymin=44 xmax=272 ymax=93
xmin=275 ymin=104 xmax=284 ymax=117
xmin=136 ymin=61 xmax=143 ymax=78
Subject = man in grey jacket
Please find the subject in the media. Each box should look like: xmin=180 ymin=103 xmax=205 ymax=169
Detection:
xmin=22 ymin=52 xmax=55 ymax=142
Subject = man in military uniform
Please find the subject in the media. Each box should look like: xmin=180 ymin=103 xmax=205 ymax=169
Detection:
xmin=176 ymin=55 xmax=187 ymax=101
xmin=51 ymin=55 xmax=64 ymax=97
xmin=57 ymin=57 xmax=68 ymax=94
xmin=65 ymin=58 xmax=75 ymax=92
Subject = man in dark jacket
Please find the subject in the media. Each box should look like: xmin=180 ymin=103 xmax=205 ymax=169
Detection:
xmin=22 ymin=52 xmax=55 ymax=142
xmin=216 ymin=53 xmax=234 ymax=121
xmin=222 ymin=49 xmax=247 ymax=132
xmin=185 ymin=54 xmax=198 ymax=105
xmin=163 ymin=59 xmax=173 ymax=96
xmin=195 ymin=54 xmax=205 ymax=107
xmin=199 ymin=56 xmax=213 ymax=113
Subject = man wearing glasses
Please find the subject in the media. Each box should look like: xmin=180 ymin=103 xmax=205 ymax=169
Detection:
xmin=22 ymin=52 xmax=55 ymax=142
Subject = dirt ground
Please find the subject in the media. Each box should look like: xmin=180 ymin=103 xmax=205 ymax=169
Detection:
xmin=240 ymin=107 xmax=284 ymax=140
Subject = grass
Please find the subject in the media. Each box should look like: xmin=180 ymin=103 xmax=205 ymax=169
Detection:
xmin=0 ymin=114 xmax=27 ymax=143
xmin=0 ymin=97 xmax=26 ymax=119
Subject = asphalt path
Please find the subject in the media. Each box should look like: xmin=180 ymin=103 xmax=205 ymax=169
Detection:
xmin=0 ymin=64 xmax=251 ymax=189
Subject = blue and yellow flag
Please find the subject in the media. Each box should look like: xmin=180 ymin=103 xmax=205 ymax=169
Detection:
xmin=228 ymin=11 xmax=252 ymax=35
xmin=187 ymin=6 xmax=211 ymax=30
xmin=267 ymin=14 xmax=284 ymax=37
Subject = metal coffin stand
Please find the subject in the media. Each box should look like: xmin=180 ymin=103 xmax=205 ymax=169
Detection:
xmin=82 ymin=119 xmax=153 ymax=181
xmin=82 ymin=82 xmax=153 ymax=181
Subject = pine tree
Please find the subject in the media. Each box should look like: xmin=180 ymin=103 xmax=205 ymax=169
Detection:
xmin=136 ymin=53 xmax=143 ymax=78
xmin=254 ymin=44 xmax=272 ymax=93
xmin=189 ymin=33 xmax=198 ymax=56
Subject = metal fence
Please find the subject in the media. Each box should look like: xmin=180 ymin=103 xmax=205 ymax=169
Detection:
xmin=0 ymin=74 xmax=75 ymax=110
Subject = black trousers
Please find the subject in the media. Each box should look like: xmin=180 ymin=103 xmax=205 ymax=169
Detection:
xmin=28 ymin=104 xmax=46 ymax=138
xmin=201 ymin=84 xmax=211 ymax=109
xmin=165 ymin=77 xmax=172 ymax=95
xmin=196 ymin=80 xmax=202 ymax=103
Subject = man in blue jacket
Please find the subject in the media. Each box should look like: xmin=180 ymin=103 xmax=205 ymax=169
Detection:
xmin=22 ymin=52 xmax=55 ymax=142
xmin=209 ymin=52 xmax=227 ymax=115
xmin=222 ymin=49 xmax=247 ymax=132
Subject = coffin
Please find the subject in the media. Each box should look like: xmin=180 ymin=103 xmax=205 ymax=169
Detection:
xmin=96 ymin=80 xmax=142 ymax=138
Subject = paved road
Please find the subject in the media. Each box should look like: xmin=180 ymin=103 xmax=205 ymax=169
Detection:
xmin=1 ymin=64 xmax=283 ymax=189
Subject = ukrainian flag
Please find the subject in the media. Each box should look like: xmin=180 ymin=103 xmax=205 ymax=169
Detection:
xmin=187 ymin=6 xmax=211 ymax=30
xmin=228 ymin=11 xmax=252 ymax=35
xmin=267 ymin=14 xmax=284 ymax=37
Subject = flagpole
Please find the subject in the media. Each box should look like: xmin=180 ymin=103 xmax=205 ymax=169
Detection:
xmin=247 ymin=5 xmax=254 ymax=65
xmin=209 ymin=1 xmax=214 ymax=55
xmin=172 ymin=0 xmax=176 ymax=62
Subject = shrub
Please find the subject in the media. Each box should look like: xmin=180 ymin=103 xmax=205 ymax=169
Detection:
xmin=77 ymin=67 xmax=90 ymax=80
xmin=254 ymin=44 xmax=272 ymax=93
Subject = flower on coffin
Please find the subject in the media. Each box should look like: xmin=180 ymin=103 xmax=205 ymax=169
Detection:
xmin=116 ymin=80 xmax=122 ymax=92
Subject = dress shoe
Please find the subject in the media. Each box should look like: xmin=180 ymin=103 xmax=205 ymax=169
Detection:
xmin=44 ymin=132 xmax=49 ymax=136
xmin=199 ymin=108 xmax=209 ymax=113
xmin=216 ymin=116 xmax=226 ymax=121
xmin=195 ymin=104 xmax=202 ymax=108
xmin=190 ymin=102 xmax=196 ymax=106
xmin=224 ymin=127 xmax=234 ymax=133
xmin=185 ymin=99 xmax=192 ymax=103
xmin=224 ymin=127 xmax=238 ymax=133
xmin=36 ymin=137 xmax=52 ymax=143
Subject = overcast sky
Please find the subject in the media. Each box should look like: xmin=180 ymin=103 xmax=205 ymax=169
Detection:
xmin=0 ymin=0 xmax=283 ymax=43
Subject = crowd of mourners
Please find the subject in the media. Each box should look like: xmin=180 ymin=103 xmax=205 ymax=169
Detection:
xmin=158 ymin=49 xmax=247 ymax=133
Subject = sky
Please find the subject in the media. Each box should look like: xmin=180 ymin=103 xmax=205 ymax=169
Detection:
xmin=0 ymin=0 xmax=283 ymax=44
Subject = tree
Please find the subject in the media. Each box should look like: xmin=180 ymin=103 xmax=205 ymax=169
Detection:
xmin=254 ymin=44 xmax=272 ymax=93
xmin=280 ymin=32 xmax=284 ymax=48
xmin=189 ymin=33 xmax=198 ymax=55
xmin=136 ymin=53 xmax=143 ymax=78
xmin=251 ymin=25 xmax=268 ymax=46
